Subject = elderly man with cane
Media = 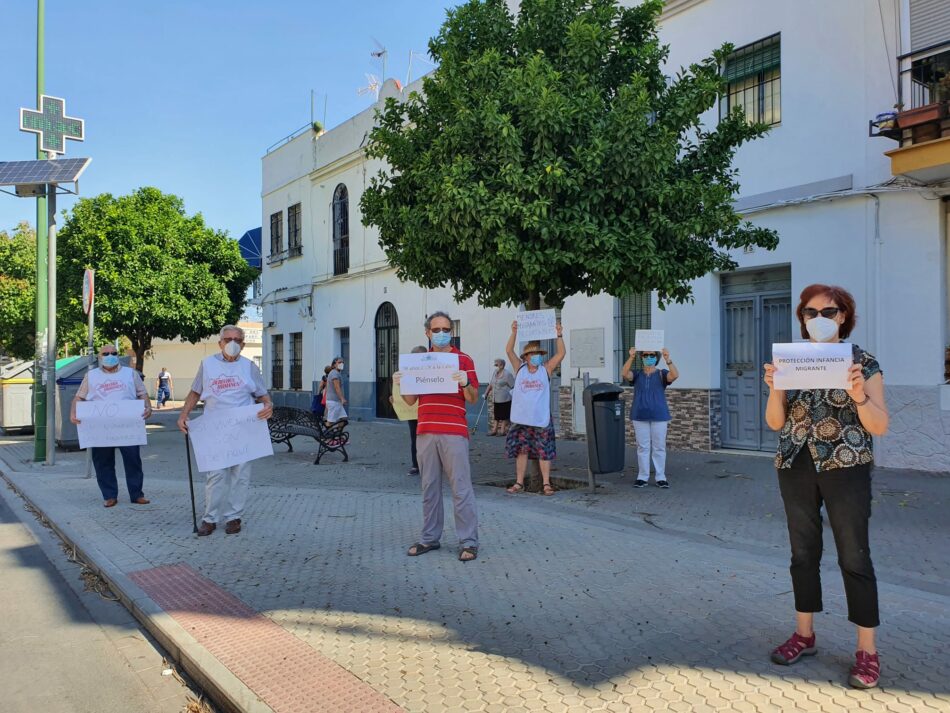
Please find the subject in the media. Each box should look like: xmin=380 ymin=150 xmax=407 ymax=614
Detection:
xmin=178 ymin=325 xmax=272 ymax=536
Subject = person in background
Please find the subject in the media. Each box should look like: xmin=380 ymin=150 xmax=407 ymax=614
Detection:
xmin=485 ymin=358 xmax=514 ymax=436
xmin=390 ymin=345 xmax=428 ymax=475
xmin=325 ymin=356 xmax=348 ymax=425
xmin=70 ymin=344 xmax=153 ymax=507
xmin=621 ymin=347 xmax=678 ymax=488
xmin=394 ymin=311 xmax=480 ymax=562
xmin=763 ymin=284 xmax=888 ymax=689
xmin=504 ymin=321 xmax=565 ymax=496
xmin=311 ymin=367 xmax=329 ymax=420
xmin=155 ymin=367 xmax=173 ymax=409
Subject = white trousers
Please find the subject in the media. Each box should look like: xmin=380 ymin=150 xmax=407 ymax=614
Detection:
xmin=203 ymin=461 xmax=252 ymax=524
xmin=633 ymin=420 xmax=668 ymax=481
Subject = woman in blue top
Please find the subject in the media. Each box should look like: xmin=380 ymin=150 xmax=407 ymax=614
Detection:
xmin=621 ymin=347 xmax=679 ymax=487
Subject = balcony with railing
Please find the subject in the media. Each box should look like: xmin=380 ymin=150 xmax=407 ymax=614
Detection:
xmin=873 ymin=40 xmax=950 ymax=183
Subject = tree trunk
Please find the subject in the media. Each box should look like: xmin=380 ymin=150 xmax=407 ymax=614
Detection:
xmin=129 ymin=333 xmax=151 ymax=379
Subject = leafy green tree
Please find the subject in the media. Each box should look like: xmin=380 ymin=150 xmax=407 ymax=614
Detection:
xmin=361 ymin=0 xmax=778 ymax=310
xmin=0 ymin=223 xmax=37 ymax=360
xmin=57 ymin=187 xmax=255 ymax=369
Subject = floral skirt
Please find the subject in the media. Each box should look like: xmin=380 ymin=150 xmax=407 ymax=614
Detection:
xmin=506 ymin=423 xmax=556 ymax=461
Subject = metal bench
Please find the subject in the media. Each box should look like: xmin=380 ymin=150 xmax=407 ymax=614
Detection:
xmin=268 ymin=406 xmax=349 ymax=464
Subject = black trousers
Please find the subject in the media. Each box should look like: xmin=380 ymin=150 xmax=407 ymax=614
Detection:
xmin=777 ymin=448 xmax=879 ymax=628
xmin=408 ymin=419 xmax=418 ymax=469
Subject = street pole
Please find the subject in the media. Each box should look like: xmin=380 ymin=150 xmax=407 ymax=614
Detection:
xmin=45 ymin=169 xmax=57 ymax=465
xmin=33 ymin=0 xmax=48 ymax=461
xmin=84 ymin=271 xmax=94 ymax=478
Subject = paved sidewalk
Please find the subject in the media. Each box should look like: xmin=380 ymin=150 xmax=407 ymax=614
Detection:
xmin=1 ymin=414 xmax=948 ymax=712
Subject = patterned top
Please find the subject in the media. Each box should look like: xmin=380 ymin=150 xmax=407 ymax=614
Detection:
xmin=775 ymin=346 xmax=881 ymax=472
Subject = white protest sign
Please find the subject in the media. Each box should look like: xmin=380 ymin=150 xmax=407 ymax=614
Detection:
xmin=187 ymin=404 xmax=274 ymax=472
xmin=516 ymin=309 xmax=557 ymax=342
xmin=398 ymin=352 xmax=460 ymax=395
xmin=772 ymin=342 xmax=853 ymax=390
xmin=76 ymin=400 xmax=147 ymax=449
xmin=635 ymin=329 xmax=664 ymax=352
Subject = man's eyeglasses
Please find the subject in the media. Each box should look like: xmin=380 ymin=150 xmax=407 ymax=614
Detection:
xmin=101 ymin=351 xmax=118 ymax=356
xmin=802 ymin=307 xmax=840 ymax=319
xmin=429 ymin=327 xmax=452 ymax=333
xmin=221 ymin=337 xmax=244 ymax=343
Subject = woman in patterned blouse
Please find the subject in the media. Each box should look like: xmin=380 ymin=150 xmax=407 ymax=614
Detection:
xmin=763 ymin=284 xmax=889 ymax=689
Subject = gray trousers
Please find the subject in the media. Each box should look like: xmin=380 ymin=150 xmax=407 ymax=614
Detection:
xmin=417 ymin=434 xmax=479 ymax=548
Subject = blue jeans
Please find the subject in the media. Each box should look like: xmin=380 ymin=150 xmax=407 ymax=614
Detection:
xmin=92 ymin=446 xmax=145 ymax=501
xmin=157 ymin=385 xmax=170 ymax=405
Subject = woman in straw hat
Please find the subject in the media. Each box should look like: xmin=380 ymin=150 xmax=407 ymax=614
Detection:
xmin=504 ymin=319 xmax=565 ymax=495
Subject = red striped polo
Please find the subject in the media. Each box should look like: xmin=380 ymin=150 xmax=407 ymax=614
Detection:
xmin=416 ymin=347 xmax=478 ymax=438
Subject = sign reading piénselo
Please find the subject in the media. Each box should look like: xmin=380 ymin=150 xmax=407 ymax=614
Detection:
xmin=76 ymin=400 xmax=146 ymax=449
xmin=772 ymin=342 xmax=853 ymax=390
xmin=635 ymin=329 xmax=664 ymax=352
xmin=187 ymin=404 xmax=274 ymax=472
xmin=398 ymin=352 xmax=459 ymax=395
xmin=516 ymin=309 xmax=557 ymax=342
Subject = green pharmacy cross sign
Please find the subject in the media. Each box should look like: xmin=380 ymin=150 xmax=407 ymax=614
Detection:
xmin=20 ymin=95 xmax=84 ymax=154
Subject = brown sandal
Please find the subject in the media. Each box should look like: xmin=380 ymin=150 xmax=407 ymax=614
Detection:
xmin=543 ymin=483 xmax=556 ymax=496
xmin=506 ymin=483 xmax=525 ymax=494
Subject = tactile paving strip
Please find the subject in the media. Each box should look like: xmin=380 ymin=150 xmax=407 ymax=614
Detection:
xmin=130 ymin=563 xmax=403 ymax=713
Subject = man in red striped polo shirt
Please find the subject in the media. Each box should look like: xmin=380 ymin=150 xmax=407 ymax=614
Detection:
xmin=394 ymin=311 xmax=480 ymax=562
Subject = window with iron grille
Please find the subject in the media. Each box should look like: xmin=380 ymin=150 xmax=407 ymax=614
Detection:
xmin=332 ymin=184 xmax=349 ymax=275
xmin=271 ymin=334 xmax=284 ymax=390
xmin=289 ymin=332 xmax=303 ymax=390
xmin=615 ymin=292 xmax=651 ymax=379
xmin=720 ymin=34 xmax=781 ymax=126
xmin=287 ymin=203 xmax=302 ymax=258
xmin=269 ymin=211 xmax=283 ymax=261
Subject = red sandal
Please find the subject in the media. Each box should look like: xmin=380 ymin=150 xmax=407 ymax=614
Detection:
xmin=849 ymin=650 xmax=880 ymax=689
xmin=771 ymin=632 xmax=816 ymax=665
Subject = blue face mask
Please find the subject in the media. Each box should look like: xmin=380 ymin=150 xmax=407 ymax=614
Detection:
xmin=529 ymin=354 xmax=544 ymax=367
xmin=101 ymin=354 xmax=119 ymax=368
xmin=643 ymin=356 xmax=658 ymax=367
xmin=431 ymin=331 xmax=452 ymax=348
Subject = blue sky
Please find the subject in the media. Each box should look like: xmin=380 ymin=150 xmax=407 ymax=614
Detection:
xmin=0 ymin=1 xmax=457 ymax=241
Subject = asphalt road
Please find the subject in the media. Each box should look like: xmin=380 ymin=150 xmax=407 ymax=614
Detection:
xmin=0 ymin=485 xmax=201 ymax=713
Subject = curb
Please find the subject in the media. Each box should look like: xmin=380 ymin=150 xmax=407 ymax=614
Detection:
xmin=0 ymin=469 xmax=274 ymax=713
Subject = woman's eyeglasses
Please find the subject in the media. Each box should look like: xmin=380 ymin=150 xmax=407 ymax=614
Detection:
xmin=802 ymin=307 xmax=840 ymax=319
xmin=430 ymin=327 xmax=452 ymax=333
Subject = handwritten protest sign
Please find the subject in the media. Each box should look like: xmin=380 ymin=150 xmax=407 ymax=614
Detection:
xmin=635 ymin=329 xmax=664 ymax=352
xmin=516 ymin=309 xmax=557 ymax=342
xmin=772 ymin=342 xmax=852 ymax=390
xmin=187 ymin=404 xmax=273 ymax=472
xmin=76 ymin=400 xmax=147 ymax=449
xmin=398 ymin=352 xmax=459 ymax=395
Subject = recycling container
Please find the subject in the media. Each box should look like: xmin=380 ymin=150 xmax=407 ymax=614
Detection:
xmin=0 ymin=360 xmax=35 ymax=433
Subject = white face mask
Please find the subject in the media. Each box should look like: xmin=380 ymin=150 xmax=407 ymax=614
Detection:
xmin=805 ymin=315 xmax=840 ymax=343
xmin=336 ymin=362 xmax=344 ymax=370
xmin=223 ymin=341 xmax=242 ymax=357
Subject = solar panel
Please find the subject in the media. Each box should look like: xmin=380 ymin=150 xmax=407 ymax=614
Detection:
xmin=0 ymin=158 xmax=91 ymax=186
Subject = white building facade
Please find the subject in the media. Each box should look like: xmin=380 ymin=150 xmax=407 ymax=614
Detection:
xmin=261 ymin=0 xmax=950 ymax=472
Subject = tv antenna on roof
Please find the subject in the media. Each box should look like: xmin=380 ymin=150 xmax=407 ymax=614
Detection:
xmin=357 ymin=74 xmax=381 ymax=100
xmin=370 ymin=37 xmax=388 ymax=80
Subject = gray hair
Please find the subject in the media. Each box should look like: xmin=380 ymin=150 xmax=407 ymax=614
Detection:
xmin=219 ymin=324 xmax=245 ymax=340
xmin=424 ymin=311 xmax=453 ymax=330
xmin=411 ymin=345 xmax=428 ymax=354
